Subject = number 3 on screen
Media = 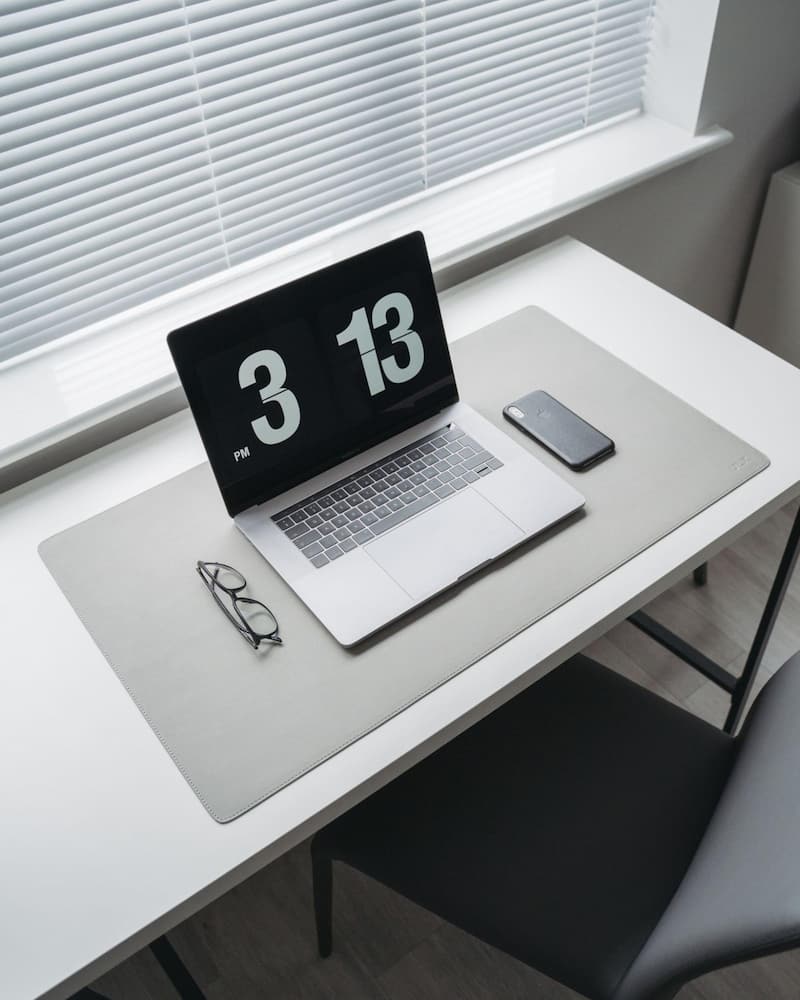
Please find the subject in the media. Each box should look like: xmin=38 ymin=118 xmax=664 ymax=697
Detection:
xmin=336 ymin=291 xmax=424 ymax=397
xmin=238 ymin=349 xmax=301 ymax=445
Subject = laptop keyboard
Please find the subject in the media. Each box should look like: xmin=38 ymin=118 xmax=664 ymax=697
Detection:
xmin=272 ymin=424 xmax=503 ymax=568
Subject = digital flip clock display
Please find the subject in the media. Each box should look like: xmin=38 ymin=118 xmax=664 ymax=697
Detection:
xmin=236 ymin=291 xmax=424 ymax=454
xmin=194 ymin=268 xmax=455 ymax=496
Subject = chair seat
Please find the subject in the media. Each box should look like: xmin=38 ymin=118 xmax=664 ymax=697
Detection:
xmin=316 ymin=655 xmax=736 ymax=1000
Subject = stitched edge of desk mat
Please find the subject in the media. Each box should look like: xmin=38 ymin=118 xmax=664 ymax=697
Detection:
xmin=39 ymin=307 xmax=769 ymax=822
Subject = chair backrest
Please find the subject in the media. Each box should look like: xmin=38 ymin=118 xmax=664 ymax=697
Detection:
xmin=616 ymin=652 xmax=800 ymax=1000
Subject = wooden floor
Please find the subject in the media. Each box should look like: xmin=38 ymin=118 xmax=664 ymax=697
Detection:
xmin=92 ymin=500 xmax=800 ymax=1000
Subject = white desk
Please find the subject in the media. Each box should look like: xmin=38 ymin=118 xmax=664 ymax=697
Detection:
xmin=4 ymin=239 xmax=800 ymax=1000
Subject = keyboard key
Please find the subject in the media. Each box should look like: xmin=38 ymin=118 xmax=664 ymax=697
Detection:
xmin=396 ymin=455 xmax=411 ymax=467
xmin=359 ymin=500 xmax=376 ymax=513
xmin=411 ymin=461 xmax=425 ymax=472
xmin=332 ymin=488 xmax=347 ymax=501
xmin=347 ymin=495 xmax=362 ymax=508
xmin=439 ymin=470 xmax=454 ymax=484
xmin=385 ymin=486 xmax=400 ymax=500
xmin=332 ymin=514 xmax=348 ymax=528
xmin=419 ymin=442 xmax=435 ymax=454
xmin=488 ymin=458 xmax=503 ymax=470
xmin=411 ymin=473 xmax=425 ymax=486
xmin=340 ymin=537 xmax=357 ymax=553
xmin=357 ymin=476 xmax=372 ymax=489
xmin=370 ymin=469 xmax=386 ymax=481
xmin=286 ymin=523 xmax=308 ymax=540
xmin=460 ymin=447 xmax=476 ymax=459
xmin=353 ymin=528 xmax=374 ymax=544
xmin=304 ymin=541 xmax=323 ymax=557
xmin=349 ymin=518 xmax=365 ymax=533
xmin=344 ymin=509 xmax=360 ymax=522
xmin=276 ymin=517 xmax=293 ymax=530
xmin=428 ymin=476 xmax=443 ymax=490
xmin=360 ymin=486 xmax=376 ymax=499
xmin=435 ymin=484 xmax=455 ymax=499
xmin=334 ymin=527 xmax=350 ymax=541
xmin=321 ymin=535 xmax=338 ymax=549
xmin=422 ymin=455 xmax=437 ymax=467
xmin=408 ymin=449 xmax=422 ymax=460
xmin=334 ymin=501 xmax=349 ymax=514
xmin=462 ymin=436 xmax=481 ymax=450
xmin=294 ymin=529 xmax=321 ymax=548
xmin=385 ymin=473 xmax=401 ymax=486
xmin=375 ymin=505 xmax=391 ymax=518
xmin=306 ymin=514 xmax=322 ymax=528
xmin=362 ymin=512 xmax=378 ymax=525
xmin=422 ymin=468 xmax=437 ymax=480
xmin=292 ymin=510 xmax=308 ymax=523
xmin=319 ymin=521 xmax=335 ymax=535
xmin=434 ymin=460 xmax=449 ymax=474
xmin=345 ymin=482 xmax=360 ymax=495
xmin=319 ymin=495 xmax=335 ymax=508
xmin=413 ymin=485 xmax=429 ymax=498
xmin=401 ymin=493 xmax=417 ymax=505
xmin=383 ymin=461 xmax=398 ymax=473
xmin=327 ymin=545 xmax=344 ymax=560
xmin=311 ymin=553 xmax=329 ymax=568
xmin=432 ymin=436 xmax=447 ymax=447
xmin=388 ymin=498 xmax=404 ymax=511
xmin=462 ymin=469 xmax=479 ymax=483
xmin=305 ymin=502 xmax=321 ymax=515
xmin=398 ymin=467 xmax=414 ymax=480
xmin=399 ymin=479 xmax=414 ymax=492
xmin=451 ymin=477 xmax=467 ymax=490
xmin=371 ymin=492 xmax=437 ymax=535
xmin=445 ymin=455 xmax=462 ymax=467
xmin=320 ymin=507 xmax=336 ymax=521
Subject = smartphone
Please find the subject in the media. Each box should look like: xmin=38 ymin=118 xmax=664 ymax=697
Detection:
xmin=503 ymin=390 xmax=614 ymax=471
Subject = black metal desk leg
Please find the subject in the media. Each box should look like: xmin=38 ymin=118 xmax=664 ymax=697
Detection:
xmin=69 ymin=990 xmax=110 ymax=1000
xmin=149 ymin=935 xmax=207 ymax=1000
xmin=725 ymin=504 xmax=800 ymax=734
xmin=693 ymin=562 xmax=708 ymax=586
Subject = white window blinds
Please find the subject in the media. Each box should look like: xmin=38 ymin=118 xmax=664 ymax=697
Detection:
xmin=1 ymin=0 xmax=654 ymax=361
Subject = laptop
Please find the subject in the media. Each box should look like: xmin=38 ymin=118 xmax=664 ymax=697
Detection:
xmin=168 ymin=232 xmax=584 ymax=646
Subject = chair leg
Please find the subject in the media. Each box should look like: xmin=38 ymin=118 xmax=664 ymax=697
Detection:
xmin=311 ymin=836 xmax=333 ymax=958
xmin=693 ymin=562 xmax=708 ymax=586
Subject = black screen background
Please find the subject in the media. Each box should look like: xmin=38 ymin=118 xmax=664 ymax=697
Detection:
xmin=168 ymin=234 xmax=458 ymax=516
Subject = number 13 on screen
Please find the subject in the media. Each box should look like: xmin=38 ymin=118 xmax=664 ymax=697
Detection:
xmin=336 ymin=291 xmax=424 ymax=396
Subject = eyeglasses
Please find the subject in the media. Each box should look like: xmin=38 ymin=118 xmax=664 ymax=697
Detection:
xmin=196 ymin=561 xmax=282 ymax=649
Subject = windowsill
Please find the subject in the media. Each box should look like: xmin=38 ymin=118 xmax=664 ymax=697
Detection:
xmin=0 ymin=114 xmax=730 ymax=489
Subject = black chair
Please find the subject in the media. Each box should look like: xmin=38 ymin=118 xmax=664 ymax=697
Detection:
xmin=311 ymin=652 xmax=800 ymax=1000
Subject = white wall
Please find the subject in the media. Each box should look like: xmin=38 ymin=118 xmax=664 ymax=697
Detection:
xmin=441 ymin=0 xmax=800 ymax=336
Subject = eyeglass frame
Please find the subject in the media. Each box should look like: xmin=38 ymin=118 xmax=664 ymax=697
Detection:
xmin=196 ymin=560 xmax=282 ymax=649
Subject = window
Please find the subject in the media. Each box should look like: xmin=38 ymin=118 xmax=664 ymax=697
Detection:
xmin=1 ymin=0 xmax=655 ymax=363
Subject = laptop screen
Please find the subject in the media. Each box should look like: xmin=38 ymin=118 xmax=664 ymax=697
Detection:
xmin=168 ymin=232 xmax=458 ymax=516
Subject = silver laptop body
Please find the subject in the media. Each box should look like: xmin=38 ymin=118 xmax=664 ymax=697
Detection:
xmin=169 ymin=233 xmax=584 ymax=646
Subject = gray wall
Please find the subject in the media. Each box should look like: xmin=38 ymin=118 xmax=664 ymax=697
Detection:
xmin=441 ymin=0 xmax=800 ymax=336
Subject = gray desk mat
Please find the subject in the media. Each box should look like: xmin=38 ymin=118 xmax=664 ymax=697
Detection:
xmin=40 ymin=308 xmax=768 ymax=822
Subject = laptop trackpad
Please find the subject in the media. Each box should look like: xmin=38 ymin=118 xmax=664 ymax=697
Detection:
xmin=365 ymin=489 xmax=523 ymax=600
